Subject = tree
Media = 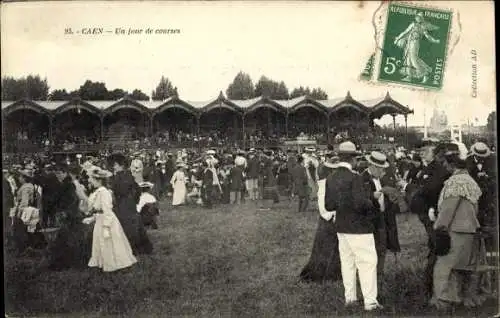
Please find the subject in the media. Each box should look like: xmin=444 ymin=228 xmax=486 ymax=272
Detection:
xmin=108 ymin=88 xmax=128 ymax=100
xmin=290 ymin=86 xmax=311 ymax=98
xmin=487 ymin=111 xmax=496 ymax=132
xmin=254 ymin=76 xmax=289 ymax=99
xmin=226 ymin=71 xmax=255 ymax=100
xmin=310 ymin=87 xmax=328 ymax=100
xmin=77 ymin=80 xmax=109 ymax=100
xmin=2 ymin=75 xmax=49 ymax=100
xmin=130 ymin=89 xmax=150 ymax=101
xmin=49 ymin=89 xmax=71 ymax=101
xmin=152 ymin=76 xmax=178 ymax=100
xmin=275 ymin=81 xmax=289 ymax=99
xmin=290 ymin=86 xmax=328 ymax=100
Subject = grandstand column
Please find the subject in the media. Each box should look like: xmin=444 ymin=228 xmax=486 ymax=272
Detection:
xmin=392 ymin=114 xmax=396 ymax=140
xmin=326 ymin=114 xmax=330 ymax=144
xmin=404 ymin=114 xmax=408 ymax=148
xmin=149 ymin=114 xmax=154 ymax=137
xmin=196 ymin=115 xmax=201 ymax=136
xmin=242 ymin=114 xmax=246 ymax=148
xmin=285 ymin=113 xmax=289 ymax=138
xmin=48 ymin=115 xmax=53 ymax=145
xmin=99 ymin=114 xmax=104 ymax=142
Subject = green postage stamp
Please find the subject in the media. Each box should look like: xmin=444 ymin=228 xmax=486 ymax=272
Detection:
xmin=377 ymin=2 xmax=452 ymax=90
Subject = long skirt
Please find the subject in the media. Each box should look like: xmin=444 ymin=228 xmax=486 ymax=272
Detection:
xmin=432 ymin=232 xmax=488 ymax=303
xmin=116 ymin=207 xmax=153 ymax=255
xmin=299 ymin=217 xmax=342 ymax=282
xmin=48 ymin=222 xmax=93 ymax=270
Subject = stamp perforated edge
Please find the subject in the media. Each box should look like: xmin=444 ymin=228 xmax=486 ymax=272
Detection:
xmin=363 ymin=1 xmax=459 ymax=93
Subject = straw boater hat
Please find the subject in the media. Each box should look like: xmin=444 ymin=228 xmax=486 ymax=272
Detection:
xmin=365 ymin=151 xmax=390 ymax=168
xmin=206 ymin=149 xmax=216 ymax=155
xmin=337 ymin=141 xmax=361 ymax=155
xmin=470 ymin=142 xmax=491 ymax=158
xmin=305 ymin=147 xmax=316 ymax=153
xmin=138 ymin=181 xmax=155 ymax=189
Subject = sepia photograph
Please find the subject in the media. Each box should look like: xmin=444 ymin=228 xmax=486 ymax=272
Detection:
xmin=2 ymin=1 xmax=498 ymax=316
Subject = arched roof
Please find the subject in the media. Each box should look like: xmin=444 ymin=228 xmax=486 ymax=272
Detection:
xmin=244 ymin=97 xmax=286 ymax=114
xmin=1 ymin=91 xmax=413 ymax=118
xmin=288 ymin=97 xmax=328 ymax=114
xmin=103 ymin=96 xmax=151 ymax=115
xmin=199 ymin=92 xmax=243 ymax=114
xmin=1 ymin=99 xmax=52 ymax=117
xmin=154 ymin=96 xmax=198 ymax=116
xmin=52 ymin=99 xmax=102 ymax=116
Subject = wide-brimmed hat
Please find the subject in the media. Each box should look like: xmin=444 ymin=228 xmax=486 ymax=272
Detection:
xmin=304 ymin=147 xmax=316 ymax=153
xmin=248 ymin=148 xmax=256 ymax=153
xmin=470 ymin=142 xmax=491 ymax=158
xmin=338 ymin=141 xmax=361 ymax=155
xmin=138 ymin=181 xmax=155 ymax=188
xmin=206 ymin=150 xmax=216 ymax=155
xmin=88 ymin=167 xmax=113 ymax=179
xmin=365 ymin=151 xmax=390 ymax=168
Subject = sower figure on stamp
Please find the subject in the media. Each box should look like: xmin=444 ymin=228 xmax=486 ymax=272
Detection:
xmin=394 ymin=12 xmax=440 ymax=84
xmin=325 ymin=141 xmax=383 ymax=312
xmin=361 ymin=151 xmax=401 ymax=292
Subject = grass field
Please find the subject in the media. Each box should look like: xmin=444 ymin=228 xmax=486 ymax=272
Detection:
xmin=5 ymin=197 xmax=499 ymax=317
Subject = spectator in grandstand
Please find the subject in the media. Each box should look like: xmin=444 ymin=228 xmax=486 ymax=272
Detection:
xmin=108 ymin=153 xmax=153 ymax=255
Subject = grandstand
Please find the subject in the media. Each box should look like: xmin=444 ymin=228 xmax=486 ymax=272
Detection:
xmin=1 ymin=91 xmax=413 ymax=154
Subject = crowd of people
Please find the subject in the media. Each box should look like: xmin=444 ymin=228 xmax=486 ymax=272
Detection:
xmin=2 ymin=138 xmax=497 ymax=312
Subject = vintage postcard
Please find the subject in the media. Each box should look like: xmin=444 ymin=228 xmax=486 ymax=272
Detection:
xmin=1 ymin=1 xmax=497 ymax=317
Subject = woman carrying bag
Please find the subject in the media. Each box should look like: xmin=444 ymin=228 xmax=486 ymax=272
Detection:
xmin=430 ymin=151 xmax=488 ymax=310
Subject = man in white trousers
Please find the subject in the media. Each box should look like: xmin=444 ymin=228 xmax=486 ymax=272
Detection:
xmin=324 ymin=141 xmax=383 ymax=311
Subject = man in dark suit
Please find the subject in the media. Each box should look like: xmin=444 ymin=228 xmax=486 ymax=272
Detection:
xmin=325 ymin=141 xmax=383 ymax=312
xmin=292 ymin=155 xmax=310 ymax=212
xmin=360 ymin=151 xmax=401 ymax=287
xmin=466 ymin=142 xmax=497 ymax=227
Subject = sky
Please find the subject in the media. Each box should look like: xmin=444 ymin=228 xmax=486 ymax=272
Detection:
xmin=1 ymin=1 xmax=496 ymax=127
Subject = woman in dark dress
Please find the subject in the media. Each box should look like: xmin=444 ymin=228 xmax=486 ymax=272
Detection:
xmin=47 ymin=162 xmax=91 ymax=270
xmin=299 ymin=154 xmax=342 ymax=282
xmin=108 ymin=153 xmax=153 ymax=255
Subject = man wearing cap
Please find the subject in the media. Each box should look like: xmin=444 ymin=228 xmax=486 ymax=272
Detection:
xmin=361 ymin=151 xmax=401 ymax=286
xmin=324 ymin=141 xmax=382 ymax=311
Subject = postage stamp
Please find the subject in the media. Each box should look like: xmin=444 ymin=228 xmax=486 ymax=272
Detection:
xmin=377 ymin=2 xmax=453 ymax=90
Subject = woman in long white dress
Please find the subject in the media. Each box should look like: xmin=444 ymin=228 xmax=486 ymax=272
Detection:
xmin=170 ymin=162 xmax=187 ymax=206
xmin=82 ymin=167 xmax=137 ymax=272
